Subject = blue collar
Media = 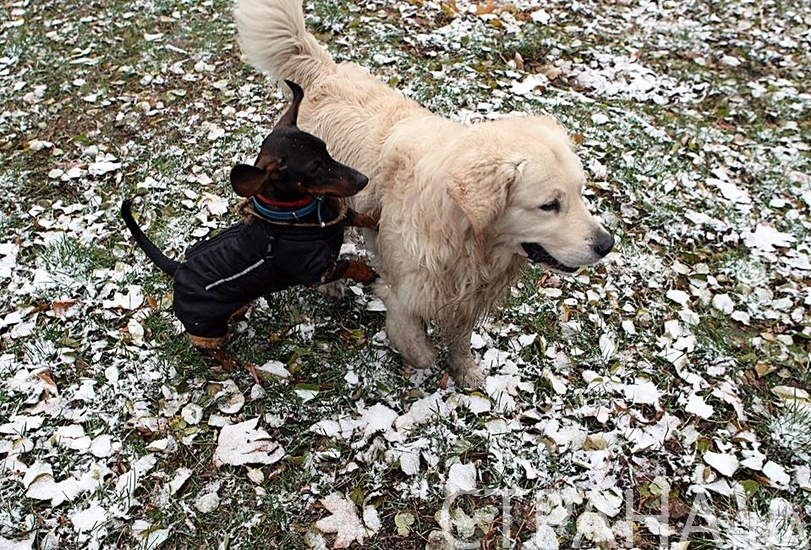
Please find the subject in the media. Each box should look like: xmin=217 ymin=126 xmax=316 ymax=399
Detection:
xmin=252 ymin=195 xmax=326 ymax=226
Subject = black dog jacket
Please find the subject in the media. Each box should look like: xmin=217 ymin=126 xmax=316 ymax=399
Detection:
xmin=173 ymin=199 xmax=347 ymax=341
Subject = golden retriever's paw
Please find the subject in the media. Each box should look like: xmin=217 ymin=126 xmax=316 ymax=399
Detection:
xmin=402 ymin=345 xmax=437 ymax=370
xmin=448 ymin=347 xmax=485 ymax=388
xmin=450 ymin=366 xmax=485 ymax=389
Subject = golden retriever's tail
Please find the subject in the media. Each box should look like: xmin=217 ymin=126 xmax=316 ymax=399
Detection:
xmin=234 ymin=0 xmax=336 ymax=89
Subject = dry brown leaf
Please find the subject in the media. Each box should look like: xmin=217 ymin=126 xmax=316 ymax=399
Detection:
xmin=52 ymin=299 xmax=79 ymax=317
xmin=476 ymin=0 xmax=496 ymax=15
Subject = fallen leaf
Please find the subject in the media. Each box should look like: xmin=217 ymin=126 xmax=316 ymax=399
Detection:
xmin=194 ymin=491 xmax=220 ymax=513
xmin=213 ymin=418 xmax=285 ymax=466
xmin=315 ymin=493 xmax=368 ymax=548
xmin=132 ymin=520 xmax=171 ymax=550
xmin=685 ymin=393 xmax=714 ymax=419
xmin=446 ymin=462 xmax=476 ymax=495
xmin=704 ymin=451 xmax=739 ymax=477
xmin=395 ymin=511 xmax=416 ymax=536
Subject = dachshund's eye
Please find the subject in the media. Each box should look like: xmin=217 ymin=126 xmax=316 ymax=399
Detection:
xmin=539 ymin=199 xmax=560 ymax=212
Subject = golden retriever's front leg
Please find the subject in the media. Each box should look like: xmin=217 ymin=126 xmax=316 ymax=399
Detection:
xmin=385 ymin=292 xmax=437 ymax=369
xmin=448 ymin=337 xmax=485 ymax=388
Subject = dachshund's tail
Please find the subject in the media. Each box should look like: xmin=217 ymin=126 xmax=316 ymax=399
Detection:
xmin=121 ymin=199 xmax=180 ymax=277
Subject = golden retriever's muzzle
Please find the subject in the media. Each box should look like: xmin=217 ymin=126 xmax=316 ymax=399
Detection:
xmin=522 ymin=231 xmax=614 ymax=272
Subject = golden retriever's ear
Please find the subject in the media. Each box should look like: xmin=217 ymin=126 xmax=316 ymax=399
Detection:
xmin=448 ymin=161 xmax=519 ymax=236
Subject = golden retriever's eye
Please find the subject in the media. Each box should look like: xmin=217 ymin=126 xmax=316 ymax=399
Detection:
xmin=539 ymin=199 xmax=560 ymax=212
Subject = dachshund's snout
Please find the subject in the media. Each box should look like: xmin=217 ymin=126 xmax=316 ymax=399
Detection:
xmin=354 ymin=173 xmax=369 ymax=191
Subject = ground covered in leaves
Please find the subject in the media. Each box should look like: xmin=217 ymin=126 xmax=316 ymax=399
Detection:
xmin=1 ymin=0 xmax=810 ymax=548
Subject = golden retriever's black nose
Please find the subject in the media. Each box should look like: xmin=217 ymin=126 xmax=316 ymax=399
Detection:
xmin=593 ymin=233 xmax=614 ymax=257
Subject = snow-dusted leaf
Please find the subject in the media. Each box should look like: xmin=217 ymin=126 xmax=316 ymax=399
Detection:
xmin=704 ymin=451 xmax=739 ymax=477
xmin=295 ymin=384 xmax=320 ymax=402
xmin=206 ymin=125 xmax=225 ymax=141
xmin=762 ymin=461 xmax=790 ymax=488
xmin=131 ymin=520 xmax=171 ymax=550
xmin=523 ymin=525 xmax=559 ymax=550
xmin=365 ymin=298 xmax=386 ymax=311
xmin=254 ymin=359 xmax=291 ymax=380
xmin=706 ymin=177 xmax=750 ymax=204
xmin=102 ymin=286 xmax=144 ymax=310
xmin=88 ymin=160 xmax=121 ymax=176
xmin=213 ymin=418 xmax=285 ymax=466
xmin=685 ymin=393 xmax=714 ymax=419
xmin=168 ymin=468 xmax=192 ymax=495
xmin=461 ymin=394 xmax=491 ymax=414
xmin=0 ymin=243 xmax=19 ymax=280
xmin=450 ymin=508 xmax=476 ymax=538
xmin=0 ymin=534 xmax=36 ymax=549
xmin=446 ymin=462 xmax=476 ymax=495
xmin=363 ymin=505 xmax=381 ymax=534
xmin=397 ymin=450 xmax=420 ymax=476
xmin=740 ymin=450 xmax=765 ymax=471
xmin=469 ymin=332 xmax=487 ymax=349
xmin=194 ymin=491 xmax=220 ymax=513
xmin=711 ymin=382 xmax=745 ymax=420
xmin=200 ymin=192 xmax=228 ymax=216
xmin=797 ymin=465 xmax=811 ymax=491
xmin=71 ymin=503 xmax=108 ymax=535
xmin=644 ymin=516 xmax=674 ymax=536
xmin=23 ymin=460 xmax=109 ymax=506
xmin=361 ymin=403 xmax=398 ymax=438
xmin=731 ymin=310 xmax=751 ymax=325
xmin=395 ymin=393 xmax=448 ymax=431
xmin=126 ymin=318 xmax=145 ymax=346
xmin=588 ymin=488 xmax=622 ymax=517
xmin=213 ymin=379 xmax=245 ymax=414
xmin=623 ymin=379 xmax=660 ymax=405
xmin=598 ymin=333 xmax=616 ymax=360
xmin=181 ymin=403 xmax=204 ymax=425
xmin=575 ymin=511 xmax=615 ymax=544
xmin=53 ymin=424 xmax=91 ymax=451
xmin=543 ymin=369 xmax=568 ymax=395
xmin=510 ymin=73 xmax=548 ymax=96
xmin=115 ymin=455 xmax=157 ymax=506
xmin=711 ymin=293 xmax=735 ymax=314
xmin=0 ymin=415 xmax=44 ymax=435
xmin=666 ymin=289 xmax=690 ymax=305
xmin=315 ymin=493 xmax=368 ymax=548
xmin=742 ymin=224 xmax=796 ymax=253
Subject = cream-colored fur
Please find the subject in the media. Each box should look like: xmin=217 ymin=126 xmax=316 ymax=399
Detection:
xmin=234 ymin=0 xmax=613 ymax=387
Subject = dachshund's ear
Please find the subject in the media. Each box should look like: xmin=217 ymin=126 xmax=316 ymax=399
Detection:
xmin=275 ymin=80 xmax=304 ymax=129
xmin=230 ymin=163 xmax=272 ymax=197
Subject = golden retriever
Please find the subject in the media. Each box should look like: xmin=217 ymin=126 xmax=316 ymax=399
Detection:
xmin=234 ymin=0 xmax=614 ymax=387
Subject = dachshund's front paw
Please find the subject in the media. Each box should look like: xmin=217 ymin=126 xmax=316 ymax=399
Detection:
xmin=347 ymin=208 xmax=381 ymax=230
xmin=353 ymin=263 xmax=378 ymax=284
